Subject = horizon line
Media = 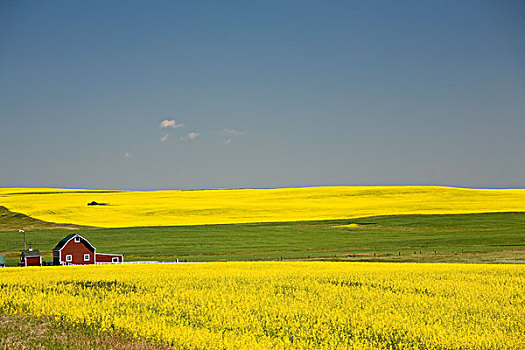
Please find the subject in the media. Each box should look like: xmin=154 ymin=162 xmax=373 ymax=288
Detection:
xmin=1 ymin=183 xmax=524 ymax=191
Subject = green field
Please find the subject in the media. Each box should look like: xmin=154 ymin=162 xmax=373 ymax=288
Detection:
xmin=1 ymin=206 xmax=524 ymax=266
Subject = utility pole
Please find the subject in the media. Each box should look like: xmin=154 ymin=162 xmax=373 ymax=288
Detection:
xmin=19 ymin=229 xmax=26 ymax=250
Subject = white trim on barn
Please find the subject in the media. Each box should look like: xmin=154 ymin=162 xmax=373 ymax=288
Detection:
xmin=57 ymin=234 xmax=96 ymax=252
xmin=20 ymin=250 xmax=42 ymax=267
xmin=53 ymin=234 xmax=97 ymax=265
xmin=53 ymin=234 xmax=123 ymax=265
xmin=95 ymin=253 xmax=124 ymax=264
xmin=22 ymin=256 xmax=42 ymax=266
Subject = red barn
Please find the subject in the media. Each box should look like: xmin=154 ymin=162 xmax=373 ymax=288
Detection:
xmin=52 ymin=234 xmax=123 ymax=265
xmin=95 ymin=253 xmax=124 ymax=263
xmin=20 ymin=248 xmax=42 ymax=266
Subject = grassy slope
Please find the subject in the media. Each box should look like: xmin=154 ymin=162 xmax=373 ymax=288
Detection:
xmin=0 ymin=206 xmax=90 ymax=231
xmin=1 ymin=206 xmax=524 ymax=265
xmin=0 ymin=313 xmax=169 ymax=350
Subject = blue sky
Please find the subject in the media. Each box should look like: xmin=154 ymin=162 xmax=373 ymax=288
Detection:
xmin=1 ymin=0 xmax=524 ymax=189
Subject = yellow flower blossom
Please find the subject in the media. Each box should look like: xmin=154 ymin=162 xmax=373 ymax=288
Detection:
xmin=1 ymin=186 xmax=524 ymax=227
xmin=0 ymin=262 xmax=523 ymax=349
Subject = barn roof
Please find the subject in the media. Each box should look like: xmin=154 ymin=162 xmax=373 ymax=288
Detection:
xmin=20 ymin=249 xmax=41 ymax=258
xmin=53 ymin=234 xmax=76 ymax=251
xmin=53 ymin=234 xmax=95 ymax=252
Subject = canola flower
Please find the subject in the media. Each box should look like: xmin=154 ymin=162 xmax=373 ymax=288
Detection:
xmin=0 ymin=262 xmax=523 ymax=349
xmin=1 ymin=186 xmax=525 ymax=228
xmin=333 ymin=223 xmax=360 ymax=228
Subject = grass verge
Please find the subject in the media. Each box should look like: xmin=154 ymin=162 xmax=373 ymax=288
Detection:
xmin=0 ymin=313 xmax=169 ymax=350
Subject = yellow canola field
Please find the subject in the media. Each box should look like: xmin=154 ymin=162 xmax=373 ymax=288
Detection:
xmin=0 ymin=262 xmax=523 ymax=349
xmin=1 ymin=186 xmax=525 ymax=227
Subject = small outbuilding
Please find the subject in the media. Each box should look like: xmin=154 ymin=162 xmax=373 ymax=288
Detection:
xmin=52 ymin=234 xmax=123 ymax=265
xmin=20 ymin=248 xmax=41 ymax=267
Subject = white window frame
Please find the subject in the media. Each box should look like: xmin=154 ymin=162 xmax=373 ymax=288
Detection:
xmin=112 ymin=257 xmax=119 ymax=263
xmin=84 ymin=254 xmax=90 ymax=261
xmin=66 ymin=255 xmax=72 ymax=262
xmin=74 ymin=236 xmax=80 ymax=243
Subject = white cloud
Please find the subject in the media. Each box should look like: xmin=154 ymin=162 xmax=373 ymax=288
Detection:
xmin=224 ymin=139 xmax=232 ymax=144
xmin=181 ymin=132 xmax=200 ymax=141
xmin=160 ymin=134 xmax=170 ymax=142
xmin=124 ymin=152 xmax=132 ymax=159
xmin=187 ymin=132 xmax=200 ymax=140
xmin=218 ymin=129 xmax=246 ymax=136
xmin=159 ymin=119 xmax=184 ymax=129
